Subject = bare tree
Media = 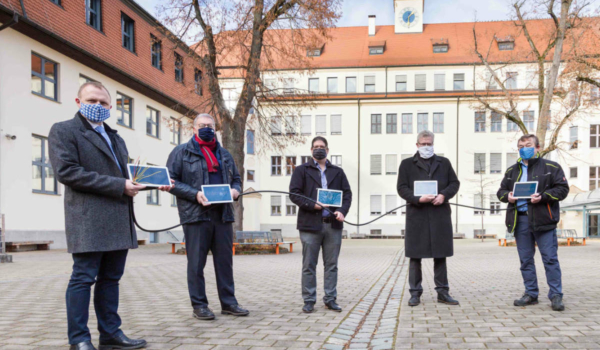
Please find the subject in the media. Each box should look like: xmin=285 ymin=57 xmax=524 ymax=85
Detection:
xmin=469 ymin=153 xmax=499 ymax=241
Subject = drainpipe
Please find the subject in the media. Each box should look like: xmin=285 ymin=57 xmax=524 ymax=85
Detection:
xmin=0 ymin=13 xmax=19 ymax=32
xmin=19 ymin=0 xmax=28 ymax=19
xmin=385 ymin=67 xmax=388 ymax=98
xmin=357 ymin=98 xmax=361 ymax=233
xmin=455 ymin=97 xmax=460 ymax=234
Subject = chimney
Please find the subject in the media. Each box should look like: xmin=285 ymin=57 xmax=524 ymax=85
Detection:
xmin=368 ymin=15 xmax=376 ymax=36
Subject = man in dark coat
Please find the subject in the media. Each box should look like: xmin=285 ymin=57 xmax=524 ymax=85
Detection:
xmin=48 ymin=82 xmax=147 ymax=350
xmin=397 ymin=130 xmax=460 ymax=307
xmin=289 ymin=136 xmax=352 ymax=314
xmin=163 ymin=113 xmax=247 ymax=321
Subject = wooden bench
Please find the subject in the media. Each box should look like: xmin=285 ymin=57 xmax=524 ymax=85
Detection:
xmin=232 ymin=231 xmax=295 ymax=255
xmin=476 ymin=233 xmax=497 ymax=239
xmin=168 ymin=241 xmax=186 ymax=254
xmin=6 ymin=241 xmax=53 ymax=252
xmin=499 ymin=231 xmax=515 ymax=247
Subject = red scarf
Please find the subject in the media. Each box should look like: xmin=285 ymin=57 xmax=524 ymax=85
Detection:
xmin=194 ymin=135 xmax=219 ymax=173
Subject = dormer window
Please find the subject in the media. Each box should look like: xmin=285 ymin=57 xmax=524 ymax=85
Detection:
xmin=431 ymin=38 xmax=448 ymax=53
xmin=307 ymin=43 xmax=324 ymax=57
xmin=369 ymin=40 xmax=386 ymax=55
xmin=496 ymin=35 xmax=515 ymax=51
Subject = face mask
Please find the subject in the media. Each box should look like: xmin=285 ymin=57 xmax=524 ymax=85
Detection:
xmin=80 ymin=103 xmax=110 ymax=123
xmin=519 ymin=147 xmax=536 ymax=160
xmin=312 ymin=148 xmax=327 ymax=160
xmin=418 ymin=146 xmax=434 ymax=159
xmin=198 ymin=127 xmax=215 ymax=142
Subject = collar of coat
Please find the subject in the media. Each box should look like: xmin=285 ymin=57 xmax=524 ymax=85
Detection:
xmin=412 ymin=152 xmax=442 ymax=174
xmin=76 ymin=112 xmax=118 ymax=135
xmin=185 ymin=136 xmax=223 ymax=158
xmin=75 ymin=112 xmax=126 ymax=176
xmin=305 ymin=159 xmax=341 ymax=187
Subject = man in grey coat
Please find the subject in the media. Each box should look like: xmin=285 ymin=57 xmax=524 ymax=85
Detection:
xmin=49 ymin=82 xmax=147 ymax=350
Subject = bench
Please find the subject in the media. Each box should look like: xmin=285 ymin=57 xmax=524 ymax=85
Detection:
xmin=499 ymin=231 xmax=515 ymax=247
xmin=168 ymin=241 xmax=186 ymax=254
xmin=476 ymin=233 xmax=497 ymax=239
xmin=349 ymin=233 xmax=367 ymax=239
xmin=453 ymin=233 xmax=465 ymax=239
xmin=557 ymin=229 xmax=586 ymax=246
xmin=232 ymin=231 xmax=295 ymax=255
xmin=6 ymin=241 xmax=53 ymax=252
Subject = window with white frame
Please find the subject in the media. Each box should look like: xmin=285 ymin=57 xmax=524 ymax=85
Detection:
xmin=283 ymin=78 xmax=294 ymax=94
xmin=364 ymin=76 xmax=376 ymax=92
xmin=523 ymin=111 xmax=535 ymax=131
xmin=591 ymin=167 xmax=600 ymax=190
xmin=147 ymin=188 xmax=159 ymax=205
xmin=371 ymin=155 xmax=382 ymax=175
xmin=285 ymin=116 xmax=296 ymax=135
xmin=301 ymin=115 xmax=311 ymax=135
xmin=591 ymin=125 xmax=600 ymax=148
xmin=434 ymin=74 xmax=445 ymax=90
xmin=346 ymin=77 xmax=357 ymax=93
xmin=271 ymin=195 xmax=282 ymax=215
xmin=246 ymin=130 xmax=255 ymax=154
xmin=417 ymin=113 xmax=428 ymax=132
xmin=327 ymin=77 xmax=338 ymax=93
xmin=433 ymin=113 xmax=444 ymax=133
xmin=286 ymin=196 xmax=297 ymax=216
xmin=399 ymin=197 xmax=407 ymax=215
xmin=301 ymin=156 xmax=312 ymax=164
xmin=491 ymin=112 xmax=502 ymax=132
xmin=475 ymin=112 xmax=486 ymax=132
xmin=506 ymin=72 xmax=518 ymax=89
xmin=401 ymin=154 xmax=412 ymax=161
xmin=331 ymin=155 xmax=342 ymax=167
xmin=116 ymin=92 xmax=133 ymax=128
xmin=308 ymin=78 xmax=319 ymax=93
xmin=170 ymin=117 xmax=181 ymax=145
xmin=316 ymin=115 xmax=326 ymax=135
xmin=286 ymin=156 xmax=296 ymax=175
xmin=270 ymin=116 xmax=282 ymax=135
xmin=396 ymin=75 xmax=407 ymax=91
xmin=386 ymin=114 xmax=397 ymax=133
xmin=474 ymin=194 xmax=484 ymax=215
xmin=386 ymin=195 xmax=397 ymax=215
xmin=490 ymin=153 xmax=502 ymax=174
xmin=370 ymin=195 xmax=382 ymax=215
xmin=171 ymin=194 xmax=177 ymax=207
xmin=490 ymin=196 xmax=501 ymax=215
xmin=402 ymin=113 xmax=413 ymax=134
xmin=331 ymin=114 xmax=342 ymax=135
xmin=507 ymin=153 xmax=518 ymax=166
xmin=485 ymin=71 xmax=498 ymax=89
xmin=570 ymin=126 xmax=578 ymax=149
xmin=385 ymin=154 xmax=397 ymax=175
xmin=271 ymin=156 xmax=282 ymax=176
xmin=474 ymin=153 xmax=486 ymax=174
xmin=453 ymin=73 xmax=465 ymax=90
xmin=415 ymin=74 xmax=426 ymax=91
xmin=507 ymin=114 xmax=520 ymax=132
xmin=371 ymin=114 xmax=382 ymax=134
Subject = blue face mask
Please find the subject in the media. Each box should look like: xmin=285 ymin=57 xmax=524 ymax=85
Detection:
xmin=80 ymin=103 xmax=111 ymax=123
xmin=198 ymin=127 xmax=215 ymax=142
xmin=519 ymin=147 xmax=536 ymax=160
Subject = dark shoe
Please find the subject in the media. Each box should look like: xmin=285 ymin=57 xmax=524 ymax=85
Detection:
xmin=408 ymin=295 xmax=420 ymax=307
xmin=98 ymin=333 xmax=146 ymax=350
xmin=193 ymin=307 xmax=216 ymax=320
xmin=70 ymin=341 xmax=97 ymax=350
xmin=325 ymin=300 xmax=342 ymax=312
xmin=222 ymin=304 xmax=250 ymax=316
xmin=514 ymin=293 xmax=539 ymax=307
xmin=437 ymin=291 xmax=459 ymax=305
xmin=551 ymin=295 xmax=565 ymax=311
xmin=302 ymin=302 xmax=315 ymax=313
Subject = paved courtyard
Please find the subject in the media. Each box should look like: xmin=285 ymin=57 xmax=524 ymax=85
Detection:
xmin=0 ymin=239 xmax=599 ymax=350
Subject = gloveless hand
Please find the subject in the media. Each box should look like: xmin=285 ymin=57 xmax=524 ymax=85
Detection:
xmin=419 ymin=195 xmax=435 ymax=203
xmin=125 ymin=180 xmax=146 ymax=197
xmin=196 ymin=191 xmax=211 ymax=206
xmin=231 ymin=188 xmax=240 ymax=200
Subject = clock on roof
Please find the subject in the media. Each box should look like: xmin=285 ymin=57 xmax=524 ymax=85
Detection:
xmin=399 ymin=7 xmax=420 ymax=28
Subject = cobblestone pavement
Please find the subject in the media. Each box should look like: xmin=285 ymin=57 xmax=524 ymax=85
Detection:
xmin=1 ymin=239 xmax=599 ymax=350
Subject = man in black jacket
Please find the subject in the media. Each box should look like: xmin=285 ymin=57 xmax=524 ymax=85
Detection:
xmin=497 ymin=134 xmax=569 ymax=311
xmin=289 ymin=136 xmax=352 ymax=313
xmin=164 ymin=113 xmax=248 ymax=320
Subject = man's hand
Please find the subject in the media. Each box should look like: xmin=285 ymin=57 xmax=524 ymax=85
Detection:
xmin=231 ymin=188 xmax=240 ymax=200
xmin=531 ymin=193 xmax=542 ymax=204
xmin=158 ymin=179 xmax=175 ymax=192
xmin=196 ymin=191 xmax=211 ymax=206
xmin=334 ymin=211 xmax=345 ymax=222
xmin=314 ymin=202 xmax=328 ymax=210
xmin=125 ymin=180 xmax=146 ymax=197
xmin=432 ymin=194 xmax=445 ymax=206
xmin=508 ymin=192 xmax=517 ymax=203
xmin=419 ymin=195 xmax=435 ymax=203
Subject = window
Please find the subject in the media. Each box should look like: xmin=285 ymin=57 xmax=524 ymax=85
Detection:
xmin=286 ymin=196 xmax=297 ymax=216
xmin=401 ymin=154 xmax=412 ymax=161
xmin=151 ymin=34 xmax=162 ymax=70
xmin=371 ymin=229 xmax=382 ymax=235
xmin=283 ymin=78 xmax=294 ymax=94
xmin=401 ymin=113 xmax=413 ymax=134
xmin=79 ymin=74 xmax=96 ymax=86
xmin=490 ymin=197 xmax=501 ymax=215
xmin=331 ymin=115 xmax=342 ymax=135
xmin=369 ymin=46 xmax=384 ymax=55
xmin=523 ymin=111 xmax=535 ymax=131
xmin=270 ymin=116 xmax=282 ymax=135
xmin=592 ymin=86 xmax=600 ymax=104
xmin=174 ymin=52 xmax=184 ymax=83
xmin=417 ymin=113 xmax=428 ymax=132
xmin=507 ymin=153 xmax=518 ymax=166
xmin=371 ymin=114 xmax=382 ymax=134
xmin=146 ymin=107 xmax=160 ymax=138
xmin=570 ymin=126 xmax=578 ymax=149
xmin=506 ymin=72 xmax=518 ymax=89
xmin=415 ymin=74 xmax=426 ymax=91
xmin=285 ymin=116 xmax=296 ymax=135
xmin=307 ymin=48 xmax=321 ymax=57
xmin=246 ymin=130 xmax=255 ymax=154
xmin=396 ymin=75 xmax=407 ymax=91
xmin=507 ymin=116 xmax=520 ymax=132
xmin=433 ymin=44 xmax=448 ymax=53
xmin=85 ymin=0 xmax=102 ymax=31
xmin=400 ymin=198 xmax=407 ymax=215
xmin=371 ymin=155 xmax=382 ymax=175
xmin=170 ymin=118 xmax=181 ymax=145
xmin=346 ymin=77 xmax=357 ymax=93
xmin=265 ymin=79 xmax=276 ymax=91
xmin=490 ymin=153 xmax=501 ymax=174
xmin=49 ymin=0 xmax=61 ymax=5
xmin=222 ymin=88 xmax=236 ymax=111
xmin=434 ymin=74 xmax=445 ymax=90
xmin=386 ymin=114 xmax=397 ymax=134
xmin=331 ymin=155 xmax=342 ymax=167
xmin=327 ymin=78 xmax=338 ymax=93
xmin=31 ymin=53 xmax=57 ymax=101
xmin=32 ymin=135 xmax=57 ymax=194
xmin=316 ymin=115 xmax=326 ymax=135
xmin=309 ymin=78 xmax=319 ymax=93
xmin=247 ymin=170 xmax=255 ymax=181
xmin=498 ymin=42 xmax=514 ymax=51
xmin=453 ymin=73 xmax=465 ymax=90
xmin=286 ymin=156 xmax=296 ymax=175
xmin=570 ymin=167 xmax=577 ymax=178
xmin=194 ymin=69 xmax=203 ymax=95
xmin=271 ymin=156 xmax=282 ymax=176
xmin=271 ymin=196 xmax=282 ymax=216
xmin=301 ymin=156 xmax=312 ymax=164
xmin=121 ymin=13 xmax=135 ymax=52
xmin=485 ymin=71 xmax=498 ymax=89
xmin=370 ymin=195 xmax=382 ymax=215
xmin=116 ymin=92 xmax=133 ymax=128
xmin=147 ymin=188 xmax=159 ymax=205
xmin=475 ymin=112 xmax=489 ymax=133
xmin=491 ymin=112 xmax=502 ymax=132
xmin=474 ymin=229 xmax=486 ymax=236
xmin=386 ymin=195 xmax=397 ymax=215
xmin=171 ymin=194 xmax=177 ymax=207
xmin=301 ymin=115 xmax=311 ymax=135
xmin=364 ymin=76 xmax=376 ymax=92
xmin=591 ymin=125 xmax=600 ymax=148
xmin=591 ymin=167 xmax=600 ymax=190
xmin=474 ymin=153 xmax=486 ymax=174
xmin=385 ymin=154 xmax=397 ymax=175
xmin=433 ymin=113 xmax=444 ymax=133
xmin=474 ymin=194 xmax=484 ymax=215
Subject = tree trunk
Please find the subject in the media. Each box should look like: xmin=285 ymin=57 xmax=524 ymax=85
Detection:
xmin=220 ymin=115 xmax=247 ymax=233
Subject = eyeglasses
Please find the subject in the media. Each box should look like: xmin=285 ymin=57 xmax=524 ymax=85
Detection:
xmin=417 ymin=142 xmax=433 ymax=147
xmin=312 ymin=145 xmax=327 ymax=149
xmin=197 ymin=123 xmax=214 ymax=129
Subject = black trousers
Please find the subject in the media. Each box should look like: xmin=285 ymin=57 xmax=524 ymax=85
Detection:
xmin=408 ymin=258 xmax=449 ymax=297
xmin=183 ymin=210 xmax=237 ymax=309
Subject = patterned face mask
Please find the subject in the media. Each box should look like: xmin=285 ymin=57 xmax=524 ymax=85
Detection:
xmin=80 ymin=103 xmax=111 ymax=123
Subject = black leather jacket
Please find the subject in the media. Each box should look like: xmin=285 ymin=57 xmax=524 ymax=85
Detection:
xmin=167 ymin=138 xmax=242 ymax=224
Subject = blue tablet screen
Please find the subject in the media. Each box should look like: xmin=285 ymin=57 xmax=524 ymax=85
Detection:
xmin=514 ymin=182 xmax=537 ymax=197
xmin=318 ymin=190 xmax=343 ymax=207
xmin=127 ymin=165 xmax=171 ymax=186
xmin=203 ymin=185 xmax=233 ymax=203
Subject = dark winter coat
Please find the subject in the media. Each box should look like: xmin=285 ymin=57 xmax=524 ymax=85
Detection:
xmin=397 ymin=153 xmax=460 ymax=258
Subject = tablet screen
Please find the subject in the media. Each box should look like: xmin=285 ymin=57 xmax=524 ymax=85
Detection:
xmin=127 ymin=164 xmax=171 ymax=187
xmin=513 ymin=182 xmax=538 ymax=198
xmin=202 ymin=185 xmax=233 ymax=204
xmin=317 ymin=189 xmax=343 ymax=207
xmin=414 ymin=181 xmax=438 ymax=196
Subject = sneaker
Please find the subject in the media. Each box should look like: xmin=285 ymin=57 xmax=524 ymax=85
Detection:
xmin=514 ymin=293 xmax=539 ymax=307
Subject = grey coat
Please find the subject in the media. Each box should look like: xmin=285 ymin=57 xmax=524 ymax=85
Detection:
xmin=49 ymin=113 xmax=137 ymax=254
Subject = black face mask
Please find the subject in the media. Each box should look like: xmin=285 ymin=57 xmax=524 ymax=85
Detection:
xmin=312 ymin=148 xmax=327 ymax=160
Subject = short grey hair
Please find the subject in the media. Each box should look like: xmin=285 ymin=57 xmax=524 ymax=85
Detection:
xmin=194 ymin=113 xmax=215 ymax=127
xmin=417 ymin=130 xmax=435 ymax=143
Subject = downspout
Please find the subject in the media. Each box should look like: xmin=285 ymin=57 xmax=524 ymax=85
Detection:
xmin=455 ymin=97 xmax=460 ymax=234
xmin=0 ymin=13 xmax=19 ymax=32
xmin=19 ymin=0 xmax=27 ymax=19
xmin=357 ymin=99 xmax=361 ymax=233
xmin=385 ymin=66 xmax=388 ymax=98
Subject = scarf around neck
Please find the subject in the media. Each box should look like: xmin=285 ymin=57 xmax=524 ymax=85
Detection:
xmin=194 ymin=135 xmax=219 ymax=173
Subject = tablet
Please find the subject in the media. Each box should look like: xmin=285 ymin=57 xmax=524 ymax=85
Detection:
xmin=317 ymin=189 xmax=343 ymax=207
xmin=414 ymin=181 xmax=438 ymax=196
xmin=127 ymin=164 xmax=171 ymax=187
xmin=513 ymin=182 xmax=538 ymax=199
xmin=202 ymin=184 xmax=233 ymax=204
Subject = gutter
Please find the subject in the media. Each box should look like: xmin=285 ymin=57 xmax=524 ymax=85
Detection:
xmin=357 ymin=98 xmax=361 ymax=234
xmin=455 ymin=97 xmax=460 ymax=234
xmin=0 ymin=13 xmax=18 ymax=32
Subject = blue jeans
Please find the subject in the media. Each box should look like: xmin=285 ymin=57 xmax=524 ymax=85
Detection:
xmin=66 ymin=250 xmax=128 ymax=344
xmin=515 ymin=215 xmax=563 ymax=300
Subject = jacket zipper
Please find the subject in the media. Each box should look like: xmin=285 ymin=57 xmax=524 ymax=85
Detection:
xmin=512 ymin=165 xmax=522 ymax=233
xmin=547 ymin=203 xmax=553 ymax=220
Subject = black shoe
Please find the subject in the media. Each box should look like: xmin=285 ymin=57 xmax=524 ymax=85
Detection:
xmin=302 ymin=302 xmax=315 ymax=313
xmin=98 ymin=334 xmax=146 ymax=350
xmin=222 ymin=304 xmax=250 ymax=316
xmin=514 ymin=293 xmax=539 ymax=307
xmin=325 ymin=300 xmax=342 ymax=312
xmin=551 ymin=295 xmax=565 ymax=311
xmin=408 ymin=295 xmax=420 ymax=307
xmin=193 ymin=307 xmax=216 ymax=320
xmin=437 ymin=291 xmax=459 ymax=305
xmin=70 ymin=341 xmax=97 ymax=350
